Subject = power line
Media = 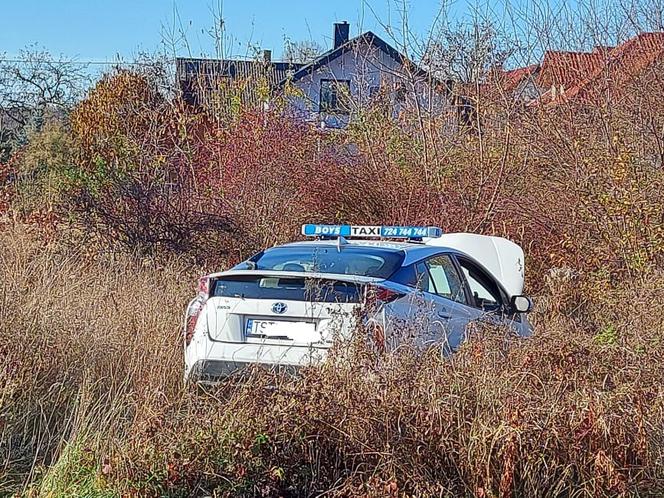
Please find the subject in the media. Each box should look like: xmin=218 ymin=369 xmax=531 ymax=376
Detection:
xmin=0 ymin=58 xmax=173 ymax=66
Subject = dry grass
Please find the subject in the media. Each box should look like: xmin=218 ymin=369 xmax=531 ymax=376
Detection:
xmin=1 ymin=223 xmax=663 ymax=497
xmin=2 ymin=13 xmax=664 ymax=497
xmin=0 ymin=224 xmax=192 ymax=496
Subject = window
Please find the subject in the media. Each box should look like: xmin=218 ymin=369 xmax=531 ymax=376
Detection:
xmin=395 ymin=83 xmax=407 ymax=103
xmin=457 ymin=258 xmax=503 ymax=311
xmin=425 ymin=256 xmax=467 ymax=304
xmin=213 ymin=276 xmax=362 ymax=303
xmin=391 ymin=256 xmax=468 ymax=306
xmin=415 ymin=262 xmax=436 ymax=294
xmin=241 ymin=245 xmax=404 ymax=279
xmin=390 ymin=263 xmax=418 ymax=287
xmin=320 ymin=79 xmax=351 ymax=114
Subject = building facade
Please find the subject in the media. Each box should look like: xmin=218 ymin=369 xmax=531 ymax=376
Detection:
xmin=177 ymin=22 xmax=454 ymax=128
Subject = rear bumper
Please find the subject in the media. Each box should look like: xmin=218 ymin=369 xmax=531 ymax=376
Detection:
xmin=185 ymin=337 xmax=330 ymax=382
xmin=193 ymin=359 xmax=302 ymax=383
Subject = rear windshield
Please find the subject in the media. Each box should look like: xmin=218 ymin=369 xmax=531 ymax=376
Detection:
xmin=242 ymin=245 xmax=404 ymax=279
xmin=212 ymin=276 xmax=363 ymax=303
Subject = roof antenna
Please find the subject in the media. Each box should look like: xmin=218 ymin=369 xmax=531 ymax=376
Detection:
xmin=337 ymin=235 xmax=349 ymax=252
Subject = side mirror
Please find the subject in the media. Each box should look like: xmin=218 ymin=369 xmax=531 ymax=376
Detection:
xmin=510 ymin=295 xmax=533 ymax=313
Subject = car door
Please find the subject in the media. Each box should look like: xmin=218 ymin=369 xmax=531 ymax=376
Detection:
xmin=415 ymin=254 xmax=474 ymax=351
xmin=453 ymin=255 xmax=528 ymax=335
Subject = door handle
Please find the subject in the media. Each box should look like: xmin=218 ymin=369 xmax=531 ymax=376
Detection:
xmin=437 ymin=308 xmax=452 ymax=319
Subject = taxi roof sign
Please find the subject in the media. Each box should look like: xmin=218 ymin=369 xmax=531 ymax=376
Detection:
xmin=301 ymin=224 xmax=443 ymax=239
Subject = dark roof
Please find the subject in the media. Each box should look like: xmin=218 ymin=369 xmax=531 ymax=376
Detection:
xmin=280 ymin=31 xmax=448 ymax=89
xmin=176 ymin=57 xmax=304 ymax=107
xmin=176 ymin=58 xmax=304 ymax=88
xmin=175 ymin=30 xmax=453 ymax=106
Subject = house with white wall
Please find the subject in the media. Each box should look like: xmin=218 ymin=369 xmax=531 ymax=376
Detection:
xmin=176 ymin=22 xmax=456 ymax=128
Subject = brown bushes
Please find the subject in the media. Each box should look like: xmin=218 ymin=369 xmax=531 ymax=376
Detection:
xmin=0 ymin=225 xmax=193 ymax=495
xmin=0 ymin=224 xmax=662 ymax=496
xmin=1 ymin=51 xmax=663 ymax=496
xmin=7 ymin=67 xmax=656 ymax=284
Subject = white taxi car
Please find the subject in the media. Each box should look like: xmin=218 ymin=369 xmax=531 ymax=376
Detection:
xmin=184 ymin=225 xmax=533 ymax=382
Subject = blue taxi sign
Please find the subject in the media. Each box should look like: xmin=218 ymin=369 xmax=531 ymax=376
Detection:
xmin=301 ymin=224 xmax=442 ymax=239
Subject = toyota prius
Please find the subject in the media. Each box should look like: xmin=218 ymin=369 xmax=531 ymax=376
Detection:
xmin=183 ymin=225 xmax=533 ymax=382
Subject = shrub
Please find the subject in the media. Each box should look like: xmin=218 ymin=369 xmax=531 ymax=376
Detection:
xmin=65 ymin=71 xmax=238 ymax=262
xmin=10 ymin=120 xmax=75 ymax=215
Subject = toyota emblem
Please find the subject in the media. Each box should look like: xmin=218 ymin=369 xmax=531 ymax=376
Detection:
xmin=271 ymin=302 xmax=287 ymax=314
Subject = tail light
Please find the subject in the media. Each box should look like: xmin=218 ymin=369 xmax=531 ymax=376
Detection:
xmin=185 ymin=276 xmax=210 ymax=346
xmin=369 ymin=321 xmax=386 ymax=352
xmin=364 ymin=285 xmax=403 ymax=308
xmin=185 ymin=304 xmax=202 ymax=346
xmin=197 ymin=276 xmax=210 ymax=297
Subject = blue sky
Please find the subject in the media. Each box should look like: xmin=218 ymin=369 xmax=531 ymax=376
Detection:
xmin=1 ymin=0 xmax=476 ymax=62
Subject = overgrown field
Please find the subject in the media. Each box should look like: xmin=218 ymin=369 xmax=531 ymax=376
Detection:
xmin=1 ymin=222 xmax=663 ymax=497
xmin=1 ymin=34 xmax=664 ymax=496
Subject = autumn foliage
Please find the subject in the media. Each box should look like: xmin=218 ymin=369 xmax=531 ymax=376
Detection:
xmin=1 ymin=52 xmax=663 ymax=496
xmin=59 ymin=68 xmax=662 ymax=283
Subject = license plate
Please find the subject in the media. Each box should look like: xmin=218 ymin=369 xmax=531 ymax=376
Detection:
xmin=245 ymin=319 xmax=320 ymax=343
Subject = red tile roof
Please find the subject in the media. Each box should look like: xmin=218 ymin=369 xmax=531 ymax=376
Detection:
xmin=536 ymin=50 xmax=606 ymax=90
xmin=461 ymin=31 xmax=664 ymax=106
xmin=562 ymin=32 xmax=664 ymax=102
xmin=501 ymin=64 xmax=540 ymax=91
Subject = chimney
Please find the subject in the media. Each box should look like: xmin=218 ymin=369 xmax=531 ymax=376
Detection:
xmin=333 ymin=22 xmax=350 ymax=49
xmin=262 ymin=49 xmax=272 ymax=63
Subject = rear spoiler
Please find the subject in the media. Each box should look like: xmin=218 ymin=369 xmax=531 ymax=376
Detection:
xmin=206 ymin=269 xmax=383 ymax=285
xmin=425 ymin=233 xmax=525 ymax=297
